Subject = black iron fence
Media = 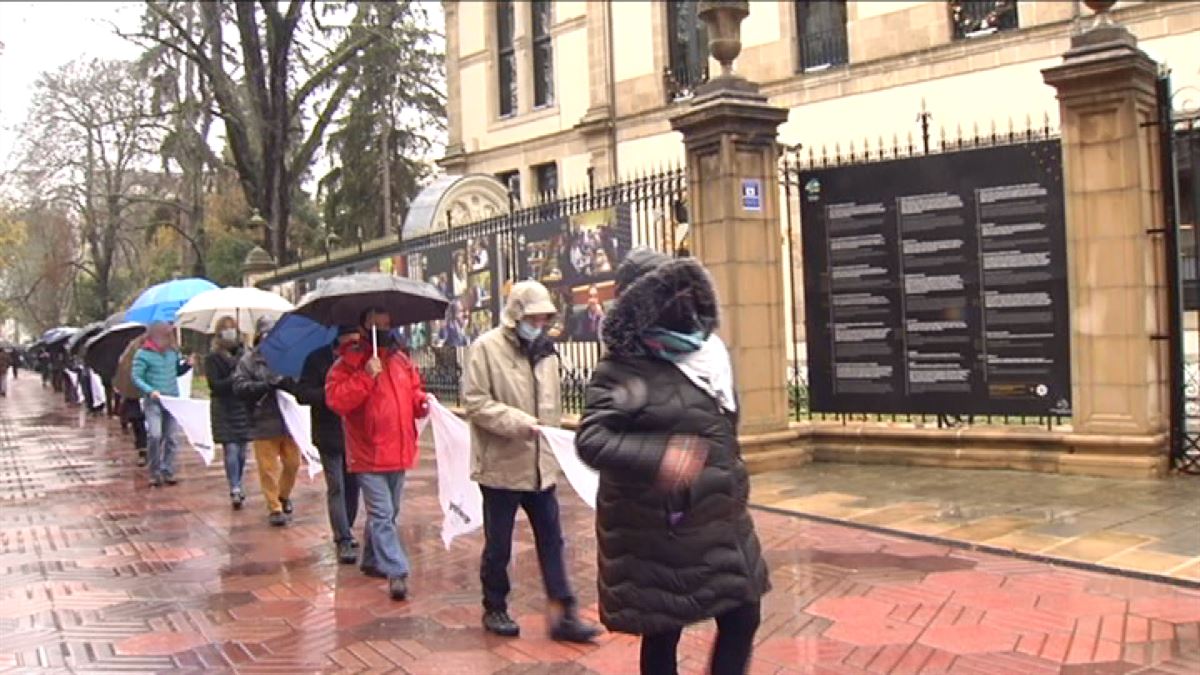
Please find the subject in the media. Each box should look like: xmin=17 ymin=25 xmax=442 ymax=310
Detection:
xmin=404 ymin=166 xmax=688 ymax=414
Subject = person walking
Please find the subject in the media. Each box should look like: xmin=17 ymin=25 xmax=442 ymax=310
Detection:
xmin=326 ymin=308 xmax=428 ymax=600
xmin=462 ymin=281 xmax=600 ymax=644
xmin=576 ymin=249 xmax=770 ymax=675
xmin=131 ymin=322 xmax=192 ymax=487
xmin=116 ymin=334 xmax=150 ymax=466
xmin=0 ymin=349 xmax=11 ymax=397
xmin=233 ymin=316 xmax=302 ymax=527
xmin=205 ymin=316 xmax=253 ymax=510
xmin=295 ymin=326 xmax=362 ymax=564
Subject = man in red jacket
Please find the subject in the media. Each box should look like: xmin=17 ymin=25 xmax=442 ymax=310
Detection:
xmin=326 ymin=307 xmax=429 ymax=601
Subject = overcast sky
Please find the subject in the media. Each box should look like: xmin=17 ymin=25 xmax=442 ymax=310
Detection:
xmin=0 ymin=2 xmax=145 ymax=171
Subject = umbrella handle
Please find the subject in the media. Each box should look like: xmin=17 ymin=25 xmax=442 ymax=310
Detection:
xmin=372 ymin=325 xmax=378 ymax=357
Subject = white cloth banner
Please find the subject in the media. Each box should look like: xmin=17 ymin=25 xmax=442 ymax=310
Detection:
xmin=426 ymin=397 xmax=484 ymax=549
xmin=158 ymin=396 xmax=216 ymax=465
xmin=176 ymin=370 xmax=193 ymax=399
xmin=275 ymin=391 xmax=323 ymax=479
xmin=64 ymin=369 xmax=82 ymax=402
xmin=88 ymin=371 xmax=106 ymax=411
xmin=537 ymin=426 xmax=600 ymax=509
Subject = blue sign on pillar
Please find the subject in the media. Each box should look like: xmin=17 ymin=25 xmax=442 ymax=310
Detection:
xmin=741 ymin=178 xmax=763 ymax=212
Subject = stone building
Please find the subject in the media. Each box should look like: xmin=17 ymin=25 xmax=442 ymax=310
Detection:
xmin=440 ymin=1 xmax=1198 ymax=194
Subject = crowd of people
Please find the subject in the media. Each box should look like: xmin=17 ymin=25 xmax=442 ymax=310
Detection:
xmin=5 ymin=249 xmax=768 ymax=674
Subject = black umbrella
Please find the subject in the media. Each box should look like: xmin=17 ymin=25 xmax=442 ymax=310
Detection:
xmin=83 ymin=322 xmax=145 ymax=380
xmin=293 ymin=273 xmax=449 ymax=328
xmin=66 ymin=322 xmax=105 ymax=356
xmin=42 ymin=327 xmax=80 ymax=351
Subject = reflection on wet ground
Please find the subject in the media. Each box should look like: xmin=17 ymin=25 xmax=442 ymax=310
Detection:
xmin=753 ymin=463 xmax=1200 ymax=581
xmin=2 ymin=379 xmax=1198 ymax=673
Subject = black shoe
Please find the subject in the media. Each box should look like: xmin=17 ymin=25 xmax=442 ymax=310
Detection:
xmin=149 ymin=476 xmax=163 ymax=488
xmin=483 ymin=611 xmax=520 ymax=638
xmin=268 ymin=512 xmax=288 ymax=527
xmin=360 ymin=565 xmax=387 ymax=579
xmin=337 ymin=541 xmax=357 ymax=565
xmin=231 ymin=491 xmax=245 ymax=510
xmin=137 ymin=452 xmax=148 ymax=468
xmin=281 ymin=498 xmax=293 ymax=514
xmin=350 ymin=539 xmax=360 ymax=549
xmin=164 ymin=475 xmax=178 ymax=486
xmin=550 ymin=609 xmax=601 ymax=644
xmin=388 ymin=576 xmax=408 ymax=601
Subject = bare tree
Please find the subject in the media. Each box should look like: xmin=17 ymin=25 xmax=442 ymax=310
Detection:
xmin=125 ymin=0 xmax=387 ymax=264
xmin=19 ymin=58 xmax=165 ymax=317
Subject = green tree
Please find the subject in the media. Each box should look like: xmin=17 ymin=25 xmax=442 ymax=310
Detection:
xmin=320 ymin=1 xmax=445 ymax=245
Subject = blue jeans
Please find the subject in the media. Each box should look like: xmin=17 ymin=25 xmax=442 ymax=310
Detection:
xmin=143 ymin=399 xmax=179 ymax=479
xmin=357 ymin=472 xmax=409 ymax=578
xmin=223 ymin=441 xmax=249 ymax=493
xmin=321 ymin=450 xmax=360 ymax=544
xmin=480 ymin=485 xmax=575 ymax=613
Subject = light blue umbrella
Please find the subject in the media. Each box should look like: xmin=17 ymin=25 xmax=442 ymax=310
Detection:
xmin=125 ymin=278 xmax=219 ymax=325
xmin=258 ymin=312 xmax=338 ymax=380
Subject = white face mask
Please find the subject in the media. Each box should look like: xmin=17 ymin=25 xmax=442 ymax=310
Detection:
xmin=219 ymin=328 xmax=238 ymax=342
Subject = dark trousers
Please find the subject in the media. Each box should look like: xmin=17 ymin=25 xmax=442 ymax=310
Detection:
xmin=319 ymin=448 xmax=360 ymax=544
xmin=640 ymin=601 xmax=761 ymax=675
xmin=480 ymin=485 xmax=574 ymax=613
xmin=121 ymin=399 xmax=147 ymax=450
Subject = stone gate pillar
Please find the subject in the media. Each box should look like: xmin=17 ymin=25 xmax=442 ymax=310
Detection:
xmin=1042 ymin=6 xmax=1170 ymax=474
xmin=670 ymin=1 xmax=790 ymax=436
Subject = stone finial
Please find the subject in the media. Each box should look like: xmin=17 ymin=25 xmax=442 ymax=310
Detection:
xmin=1082 ymin=0 xmax=1118 ymax=30
xmin=698 ymin=1 xmax=749 ymax=78
xmin=241 ymin=245 xmax=276 ymax=276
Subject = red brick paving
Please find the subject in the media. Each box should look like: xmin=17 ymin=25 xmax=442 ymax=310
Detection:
xmin=2 ymin=378 xmax=1200 ymax=673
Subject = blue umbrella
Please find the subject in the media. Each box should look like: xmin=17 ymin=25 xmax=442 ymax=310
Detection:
xmin=257 ymin=312 xmax=338 ymax=380
xmin=125 ymin=278 xmax=219 ymax=324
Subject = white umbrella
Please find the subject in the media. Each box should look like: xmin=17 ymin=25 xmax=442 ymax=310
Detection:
xmin=175 ymin=287 xmax=294 ymax=335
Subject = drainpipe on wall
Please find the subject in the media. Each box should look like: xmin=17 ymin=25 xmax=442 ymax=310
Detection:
xmin=606 ymin=0 xmax=619 ymax=184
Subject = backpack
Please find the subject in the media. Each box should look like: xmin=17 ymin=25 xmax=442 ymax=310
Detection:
xmin=115 ymin=335 xmax=148 ymax=400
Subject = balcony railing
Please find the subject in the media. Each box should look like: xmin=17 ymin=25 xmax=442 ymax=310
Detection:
xmin=664 ymin=60 xmax=709 ymax=102
xmin=951 ymin=0 xmax=1018 ymax=40
xmin=800 ymin=27 xmax=849 ymax=72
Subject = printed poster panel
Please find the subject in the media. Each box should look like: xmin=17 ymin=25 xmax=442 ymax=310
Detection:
xmin=799 ymin=140 xmax=1071 ymax=417
xmin=407 ymin=235 xmax=498 ymax=349
xmin=515 ymin=204 xmax=632 ymax=342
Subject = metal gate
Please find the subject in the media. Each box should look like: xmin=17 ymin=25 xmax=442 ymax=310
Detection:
xmin=1160 ymin=72 xmax=1200 ymax=474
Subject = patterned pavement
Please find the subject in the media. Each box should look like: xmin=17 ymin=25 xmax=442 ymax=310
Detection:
xmin=1 ymin=377 xmax=1199 ymax=674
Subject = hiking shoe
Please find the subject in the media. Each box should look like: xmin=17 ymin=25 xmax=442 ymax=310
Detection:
xmin=388 ymin=576 xmax=408 ymax=601
xmin=164 ymin=475 xmax=179 ymax=486
xmin=360 ymin=565 xmax=387 ymax=579
xmin=281 ymin=498 xmax=294 ymax=514
xmin=149 ymin=475 xmax=163 ymax=488
xmin=483 ymin=611 xmax=520 ymax=638
xmin=550 ymin=610 xmax=601 ymax=644
xmin=231 ymin=491 xmax=245 ymax=510
xmin=137 ymin=452 xmax=148 ymax=468
xmin=337 ymin=541 xmax=357 ymax=565
xmin=268 ymin=511 xmax=288 ymax=527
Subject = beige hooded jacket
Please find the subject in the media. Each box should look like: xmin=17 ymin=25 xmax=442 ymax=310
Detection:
xmin=463 ymin=281 xmax=563 ymax=491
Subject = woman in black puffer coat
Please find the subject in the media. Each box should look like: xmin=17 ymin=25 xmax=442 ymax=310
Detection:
xmin=205 ymin=316 xmax=253 ymax=509
xmin=576 ymin=249 xmax=769 ymax=675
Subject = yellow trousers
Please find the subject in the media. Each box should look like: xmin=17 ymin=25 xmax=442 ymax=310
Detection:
xmin=254 ymin=436 xmax=301 ymax=514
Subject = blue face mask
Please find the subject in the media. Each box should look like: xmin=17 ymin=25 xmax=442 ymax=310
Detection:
xmin=642 ymin=327 xmax=707 ymax=362
xmin=516 ymin=321 xmax=543 ymax=342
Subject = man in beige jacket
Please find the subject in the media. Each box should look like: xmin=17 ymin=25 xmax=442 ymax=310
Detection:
xmin=463 ymin=280 xmax=601 ymax=643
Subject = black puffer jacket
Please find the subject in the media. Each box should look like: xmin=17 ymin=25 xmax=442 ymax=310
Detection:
xmin=205 ymin=345 xmax=253 ymax=444
xmin=232 ymin=347 xmax=288 ymax=440
xmin=294 ymin=343 xmax=345 ymax=454
xmin=576 ymin=251 xmax=770 ymax=636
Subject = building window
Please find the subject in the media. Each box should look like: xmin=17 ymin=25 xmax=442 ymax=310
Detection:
xmin=497 ymin=0 xmax=517 ymax=117
xmin=532 ymin=0 xmax=554 ymax=108
xmin=534 ymin=162 xmax=558 ymax=198
xmin=665 ymin=0 xmax=708 ymax=101
xmin=950 ymin=0 xmax=1019 ymax=39
xmin=497 ymin=170 xmax=521 ymax=203
xmin=796 ymin=1 xmax=848 ymax=72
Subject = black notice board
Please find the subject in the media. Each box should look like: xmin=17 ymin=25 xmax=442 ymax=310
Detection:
xmin=799 ymin=140 xmax=1071 ymax=416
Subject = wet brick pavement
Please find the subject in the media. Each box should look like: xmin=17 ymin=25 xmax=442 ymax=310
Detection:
xmin=2 ymin=378 xmax=1199 ymax=674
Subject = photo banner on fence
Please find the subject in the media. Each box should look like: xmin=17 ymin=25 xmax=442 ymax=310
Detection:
xmin=515 ymin=204 xmax=632 ymax=342
xmin=798 ymin=139 xmax=1071 ymax=417
xmin=408 ymin=235 xmax=498 ymax=350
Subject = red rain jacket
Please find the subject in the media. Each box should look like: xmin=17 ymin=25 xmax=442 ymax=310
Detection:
xmin=325 ymin=342 xmax=429 ymax=473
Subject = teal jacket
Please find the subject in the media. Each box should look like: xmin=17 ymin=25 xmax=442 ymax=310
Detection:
xmin=132 ymin=347 xmax=188 ymax=397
